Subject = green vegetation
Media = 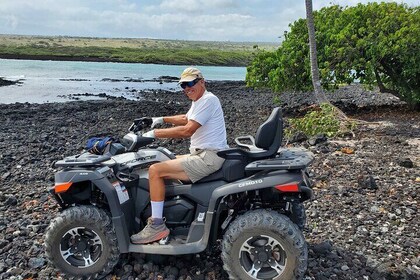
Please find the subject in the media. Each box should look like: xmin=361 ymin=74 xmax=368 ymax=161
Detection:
xmin=246 ymin=2 xmax=420 ymax=105
xmin=0 ymin=35 xmax=278 ymax=66
xmin=286 ymin=103 xmax=356 ymax=138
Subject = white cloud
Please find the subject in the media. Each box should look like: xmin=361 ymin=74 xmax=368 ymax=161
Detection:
xmin=159 ymin=0 xmax=237 ymax=12
xmin=3 ymin=15 xmax=19 ymax=30
xmin=160 ymin=0 xmax=202 ymax=12
xmin=0 ymin=0 xmax=418 ymax=42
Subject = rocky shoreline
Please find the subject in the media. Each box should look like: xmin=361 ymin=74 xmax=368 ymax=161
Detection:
xmin=0 ymin=77 xmax=21 ymax=87
xmin=0 ymin=81 xmax=418 ymax=279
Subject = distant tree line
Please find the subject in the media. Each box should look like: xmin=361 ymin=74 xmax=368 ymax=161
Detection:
xmin=246 ymin=2 xmax=420 ymax=105
xmin=0 ymin=44 xmax=256 ymax=67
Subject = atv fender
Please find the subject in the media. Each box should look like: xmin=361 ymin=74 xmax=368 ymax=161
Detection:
xmin=208 ymin=169 xmax=312 ymax=211
xmin=54 ymin=166 xmax=132 ymax=253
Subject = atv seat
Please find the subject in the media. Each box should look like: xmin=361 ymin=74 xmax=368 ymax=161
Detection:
xmin=217 ymin=107 xmax=283 ymax=161
xmin=193 ymin=107 xmax=283 ymax=184
xmin=195 ymin=159 xmax=246 ymax=184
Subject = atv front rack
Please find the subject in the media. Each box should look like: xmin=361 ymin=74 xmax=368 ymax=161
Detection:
xmin=55 ymin=153 xmax=112 ymax=167
xmin=245 ymin=148 xmax=314 ymax=171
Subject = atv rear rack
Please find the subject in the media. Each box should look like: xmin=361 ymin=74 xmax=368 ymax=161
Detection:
xmin=245 ymin=148 xmax=314 ymax=171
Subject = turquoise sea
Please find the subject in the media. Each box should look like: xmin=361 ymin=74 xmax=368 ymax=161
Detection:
xmin=0 ymin=59 xmax=246 ymax=104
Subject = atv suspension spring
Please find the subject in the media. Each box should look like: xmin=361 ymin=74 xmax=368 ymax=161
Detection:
xmin=91 ymin=188 xmax=105 ymax=206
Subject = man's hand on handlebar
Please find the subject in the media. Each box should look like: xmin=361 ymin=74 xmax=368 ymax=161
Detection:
xmin=151 ymin=117 xmax=164 ymax=128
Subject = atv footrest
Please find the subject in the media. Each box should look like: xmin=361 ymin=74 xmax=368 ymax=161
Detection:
xmin=245 ymin=148 xmax=314 ymax=171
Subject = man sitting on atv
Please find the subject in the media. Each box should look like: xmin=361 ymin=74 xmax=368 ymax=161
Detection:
xmin=130 ymin=67 xmax=229 ymax=244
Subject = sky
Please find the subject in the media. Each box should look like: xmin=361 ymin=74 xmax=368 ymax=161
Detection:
xmin=0 ymin=0 xmax=418 ymax=43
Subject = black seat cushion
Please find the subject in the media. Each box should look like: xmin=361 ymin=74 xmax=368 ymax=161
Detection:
xmin=195 ymin=159 xmax=245 ymax=183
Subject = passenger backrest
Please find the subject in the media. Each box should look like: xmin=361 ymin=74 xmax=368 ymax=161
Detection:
xmin=255 ymin=107 xmax=283 ymax=152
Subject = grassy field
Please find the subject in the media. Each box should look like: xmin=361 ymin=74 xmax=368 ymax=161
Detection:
xmin=0 ymin=35 xmax=278 ymax=66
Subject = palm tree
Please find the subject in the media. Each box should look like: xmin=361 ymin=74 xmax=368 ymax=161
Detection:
xmin=304 ymin=0 xmax=353 ymax=127
xmin=305 ymin=0 xmax=328 ymax=103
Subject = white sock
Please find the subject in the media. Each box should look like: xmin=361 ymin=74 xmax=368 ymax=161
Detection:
xmin=151 ymin=201 xmax=164 ymax=219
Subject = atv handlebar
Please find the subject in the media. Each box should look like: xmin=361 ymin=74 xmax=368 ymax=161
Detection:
xmin=129 ymin=117 xmax=153 ymax=133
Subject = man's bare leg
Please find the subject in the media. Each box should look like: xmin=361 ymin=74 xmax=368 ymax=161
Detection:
xmin=130 ymin=158 xmax=190 ymax=244
xmin=148 ymin=157 xmax=190 ymax=201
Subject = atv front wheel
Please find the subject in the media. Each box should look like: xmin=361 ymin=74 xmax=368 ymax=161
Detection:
xmin=45 ymin=206 xmax=120 ymax=279
xmin=221 ymin=209 xmax=307 ymax=280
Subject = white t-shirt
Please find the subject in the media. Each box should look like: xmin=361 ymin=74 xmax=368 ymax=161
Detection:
xmin=186 ymin=90 xmax=229 ymax=151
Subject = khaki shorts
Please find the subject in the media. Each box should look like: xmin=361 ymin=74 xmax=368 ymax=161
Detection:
xmin=181 ymin=149 xmax=225 ymax=183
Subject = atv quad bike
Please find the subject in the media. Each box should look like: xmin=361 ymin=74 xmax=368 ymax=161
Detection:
xmin=45 ymin=107 xmax=314 ymax=280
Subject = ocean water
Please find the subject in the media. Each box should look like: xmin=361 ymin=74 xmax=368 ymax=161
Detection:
xmin=0 ymin=59 xmax=246 ymax=104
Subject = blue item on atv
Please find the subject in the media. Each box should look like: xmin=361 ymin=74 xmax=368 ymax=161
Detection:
xmin=86 ymin=136 xmax=114 ymax=155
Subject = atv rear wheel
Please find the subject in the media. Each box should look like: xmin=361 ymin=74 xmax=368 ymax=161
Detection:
xmin=221 ymin=209 xmax=307 ymax=280
xmin=45 ymin=206 xmax=120 ymax=279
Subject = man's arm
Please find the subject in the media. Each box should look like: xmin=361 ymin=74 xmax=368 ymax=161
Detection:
xmin=163 ymin=115 xmax=188 ymax=126
xmin=155 ymin=119 xmax=201 ymax=138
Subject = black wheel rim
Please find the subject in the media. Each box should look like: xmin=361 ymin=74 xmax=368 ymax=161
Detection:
xmin=239 ymin=234 xmax=287 ymax=279
xmin=59 ymin=227 xmax=103 ymax=268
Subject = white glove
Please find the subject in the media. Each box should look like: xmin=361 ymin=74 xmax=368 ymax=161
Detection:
xmin=142 ymin=130 xmax=155 ymax=138
xmin=151 ymin=117 xmax=164 ymax=128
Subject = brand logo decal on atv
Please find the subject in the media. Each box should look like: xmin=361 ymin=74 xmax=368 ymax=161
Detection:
xmin=79 ymin=172 xmax=89 ymax=175
xmin=238 ymin=179 xmax=263 ymax=188
xmin=138 ymin=155 xmax=156 ymax=161
xmin=124 ymin=155 xmax=157 ymax=164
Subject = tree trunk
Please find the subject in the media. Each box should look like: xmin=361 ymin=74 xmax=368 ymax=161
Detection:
xmin=373 ymin=67 xmax=387 ymax=93
xmin=374 ymin=66 xmax=402 ymax=98
xmin=305 ymin=0 xmax=328 ymax=104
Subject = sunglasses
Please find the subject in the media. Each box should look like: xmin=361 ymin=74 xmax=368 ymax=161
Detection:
xmin=180 ymin=78 xmax=201 ymax=89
